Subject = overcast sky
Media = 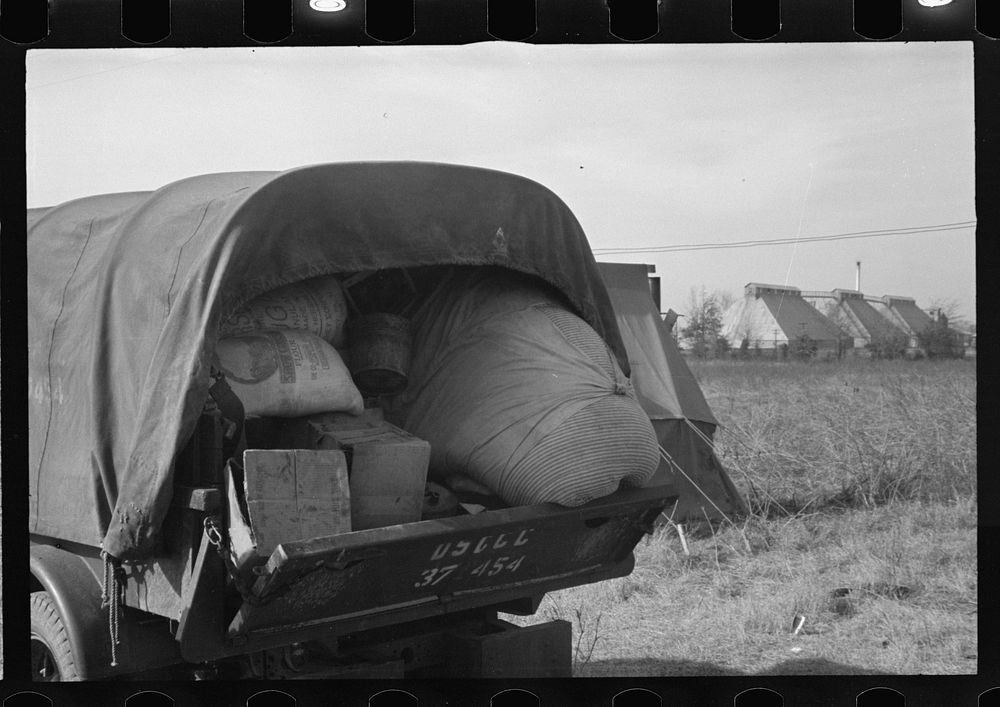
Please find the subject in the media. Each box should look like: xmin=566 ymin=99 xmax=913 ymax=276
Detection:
xmin=26 ymin=42 xmax=975 ymax=322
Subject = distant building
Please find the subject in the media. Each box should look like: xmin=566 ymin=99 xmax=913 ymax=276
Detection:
xmin=722 ymin=283 xmax=848 ymax=358
xmin=869 ymin=295 xmax=935 ymax=355
xmin=825 ymin=289 xmax=909 ymax=357
xmin=958 ymin=328 xmax=977 ymax=358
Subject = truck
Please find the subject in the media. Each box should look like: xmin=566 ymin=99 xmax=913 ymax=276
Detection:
xmin=27 ymin=162 xmax=684 ymax=680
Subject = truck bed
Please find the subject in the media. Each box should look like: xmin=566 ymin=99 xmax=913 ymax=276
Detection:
xmin=181 ymin=483 xmax=676 ymax=661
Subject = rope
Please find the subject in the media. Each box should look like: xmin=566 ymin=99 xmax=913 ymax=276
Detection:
xmin=658 ymin=443 xmax=735 ymax=526
xmin=683 ymin=417 xmax=765 ymax=517
xmin=100 ymin=549 xmax=122 ymax=667
xmin=682 ymin=417 xmax=717 ymax=448
xmin=661 ymin=436 xmax=753 ymax=553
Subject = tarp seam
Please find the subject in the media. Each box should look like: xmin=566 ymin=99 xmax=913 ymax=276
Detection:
xmin=165 ymin=199 xmax=216 ymax=314
xmin=34 ymin=218 xmax=97 ymax=525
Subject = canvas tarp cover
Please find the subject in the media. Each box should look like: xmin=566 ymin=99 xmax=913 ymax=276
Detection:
xmin=597 ymin=263 xmax=746 ymax=519
xmin=28 ymin=162 xmax=629 ymax=560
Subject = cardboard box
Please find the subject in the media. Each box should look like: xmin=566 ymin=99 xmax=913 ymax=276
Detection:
xmin=307 ymin=412 xmax=430 ymax=530
xmin=227 ymin=449 xmax=351 ymax=570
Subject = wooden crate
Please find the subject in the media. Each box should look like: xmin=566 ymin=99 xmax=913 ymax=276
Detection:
xmin=235 ymin=411 xmax=431 ymax=530
xmin=443 ymin=618 xmax=572 ymax=678
xmin=227 ymin=449 xmax=352 ymax=570
xmin=308 ymin=413 xmax=430 ymax=530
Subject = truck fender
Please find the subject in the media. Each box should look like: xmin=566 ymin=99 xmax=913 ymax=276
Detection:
xmin=30 ymin=543 xmax=190 ymax=680
xmin=31 ymin=543 xmax=188 ymax=679
xmin=29 ymin=543 xmax=114 ymax=679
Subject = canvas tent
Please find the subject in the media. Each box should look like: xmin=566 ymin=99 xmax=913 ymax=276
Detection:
xmin=598 ymin=263 xmax=746 ymax=522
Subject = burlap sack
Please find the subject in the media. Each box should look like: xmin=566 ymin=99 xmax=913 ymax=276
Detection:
xmin=220 ymin=275 xmax=349 ymax=347
xmin=217 ymin=329 xmax=363 ymax=417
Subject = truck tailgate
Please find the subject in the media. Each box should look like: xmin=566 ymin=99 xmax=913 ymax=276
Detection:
xmin=226 ymin=484 xmax=676 ymax=645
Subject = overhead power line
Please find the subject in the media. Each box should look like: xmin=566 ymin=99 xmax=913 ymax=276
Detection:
xmin=590 ymin=220 xmax=977 ymax=255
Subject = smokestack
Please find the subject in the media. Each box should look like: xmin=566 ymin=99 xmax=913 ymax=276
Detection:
xmin=855 ymin=261 xmax=861 ymax=292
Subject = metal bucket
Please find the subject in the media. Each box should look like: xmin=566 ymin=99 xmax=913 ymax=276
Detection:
xmin=347 ymin=313 xmax=413 ymax=396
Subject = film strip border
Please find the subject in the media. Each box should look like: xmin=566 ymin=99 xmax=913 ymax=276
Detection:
xmin=0 ymin=0 xmax=997 ymax=45
xmin=3 ymin=684 xmax=1000 ymax=707
xmin=3 ymin=1 xmax=999 ymax=706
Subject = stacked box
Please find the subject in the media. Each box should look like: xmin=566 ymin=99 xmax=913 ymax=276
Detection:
xmin=227 ymin=449 xmax=352 ymax=568
xmin=307 ymin=412 xmax=430 ymax=530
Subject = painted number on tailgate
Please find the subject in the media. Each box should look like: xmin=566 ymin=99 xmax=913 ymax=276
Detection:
xmin=413 ymin=529 xmax=533 ymax=589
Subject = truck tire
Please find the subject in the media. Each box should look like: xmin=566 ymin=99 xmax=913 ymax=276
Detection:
xmin=31 ymin=591 xmax=80 ymax=681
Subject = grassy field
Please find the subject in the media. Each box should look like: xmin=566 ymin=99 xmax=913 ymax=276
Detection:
xmin=506 ymin=357 xmax=977 ymax=675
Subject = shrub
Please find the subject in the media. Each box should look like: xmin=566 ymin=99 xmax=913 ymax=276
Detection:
xmin=792 ymin=333 xmax=817 ymax=361
xmin=917 ymin=321 xmax=963 ymax=359
xmin=682 ymin=288 xmax=731 ymax=359
xmin=866 ymin=331 xmax=908 ymax=360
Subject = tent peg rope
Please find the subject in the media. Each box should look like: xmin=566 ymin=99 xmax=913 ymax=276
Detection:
xmin=658 ymin=443 xmax=736 ymax=526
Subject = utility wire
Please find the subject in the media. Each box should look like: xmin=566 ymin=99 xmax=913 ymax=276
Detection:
xmin=591 ymin=220 xmax=976 ymax=255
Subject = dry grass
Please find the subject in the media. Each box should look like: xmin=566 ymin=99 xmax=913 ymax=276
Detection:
xmin=701 ymin=358 xmax=976 ymax=513
xmin=511 ymin=498 xmax=976 ymax=676
xmin=505 ymin=358 xmax=977 ymax=676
